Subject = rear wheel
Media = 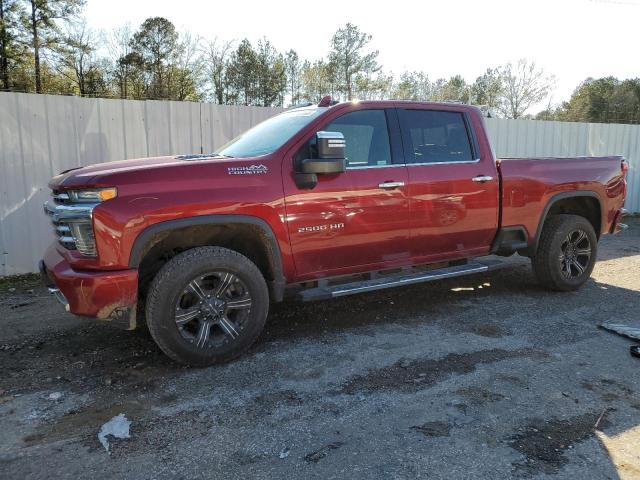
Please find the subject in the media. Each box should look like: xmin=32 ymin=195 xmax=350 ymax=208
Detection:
xmin=146 ymin=247 xmax=269 ymax=366
xmin=532 ymin=214 xmax=597 ymax=291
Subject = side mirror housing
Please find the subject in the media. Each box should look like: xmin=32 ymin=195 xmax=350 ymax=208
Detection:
xmin=316 ymin=131 xmax=345 ymax=159
xmin=294 ymin=131 xmax=346 ymax=189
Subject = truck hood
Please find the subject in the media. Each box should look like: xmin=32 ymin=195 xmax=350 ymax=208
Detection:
xmin=49 ymin=154 xmax=268 ymax=189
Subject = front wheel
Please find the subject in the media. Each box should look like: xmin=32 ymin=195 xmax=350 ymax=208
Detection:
xmin=146 ymin=247 xmax=269 ymax=366
xmin=531 ymin=214 xmax=598 ymax=291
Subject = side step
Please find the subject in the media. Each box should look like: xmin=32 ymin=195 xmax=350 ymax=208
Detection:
xmin=298 ymin=259 xmax=504 ymax=302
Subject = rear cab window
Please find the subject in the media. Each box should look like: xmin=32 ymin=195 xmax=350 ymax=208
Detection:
xmin=398 ymin=109 xmax=476 ymax=164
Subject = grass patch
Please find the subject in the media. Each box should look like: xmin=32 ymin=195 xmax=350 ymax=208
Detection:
xmin=0 ymin=273 xmax=42 ymax=292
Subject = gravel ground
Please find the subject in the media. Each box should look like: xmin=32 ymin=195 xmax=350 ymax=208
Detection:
xmin=1 ymin=219 xmax=639 ymax=479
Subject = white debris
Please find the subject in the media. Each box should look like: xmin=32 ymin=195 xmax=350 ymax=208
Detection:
xmin=600 ymin=323 xmax=640 ymax=341
xmin=47 ymin=392 xmax=63 ymax=401
xmin=98 ymin=414 xmax=131 ymax=453
xmin=279 ymin=448 xmax=290 ymax=459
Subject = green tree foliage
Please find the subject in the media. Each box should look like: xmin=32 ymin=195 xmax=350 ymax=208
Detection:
xmin=391 ymin=71 xmax=432 ymax=100
xmin=551 ymin=77 xmax=640 ymax=124
xmin=328 ymin=23 xmax=379 ymax=100
xmin=130 ymin=16 xmax=177 ymax=99
xmin=3 ymin=13 xmax=636 ymax=124
xmin=432 ymin=75 xmax=469 ymax=103
xmin=22 ymin=0 xmax=85 ymax=93
xmin=255 ymin=38 xmax=285 ymax=106
xmin=471 ymin=68 xmax=503 ymax=110
xmin=0 ymin=0 xmax=27 ymax=90
xmin=225 ymin=38 xmax=285 ymax=107
xmin=300 ymin=59 xmax=335 ymax=103
xmin=225 ymin=39 xmax=258 ymax=105
xmin=284 ymin=49 xmax=301 ymax=105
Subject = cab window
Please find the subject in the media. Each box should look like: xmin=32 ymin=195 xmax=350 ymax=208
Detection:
xmin=323 ymin=109 xmax=392 ymax=168
xmin=399 ymin=110 xmax=475 ymax=164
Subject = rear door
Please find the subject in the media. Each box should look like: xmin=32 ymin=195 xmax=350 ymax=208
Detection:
xmin=397 ymin=107 xmax=499 ymax=262
xmin=282 ymin=108 xmax=410 ymax=279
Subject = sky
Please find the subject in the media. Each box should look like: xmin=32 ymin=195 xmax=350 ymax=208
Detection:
xmin=84 ymin=0 xmax=640 ymax=112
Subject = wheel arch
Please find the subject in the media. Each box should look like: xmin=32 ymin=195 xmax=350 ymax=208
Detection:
xmin=530 ymin=191 xmax=602 ymax=255
xmin=130 ymin=215 xmax=286 ymax=302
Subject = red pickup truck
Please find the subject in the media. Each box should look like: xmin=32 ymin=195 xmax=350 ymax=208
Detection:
xmin=42 ymin=99 xmax=628 ymax=366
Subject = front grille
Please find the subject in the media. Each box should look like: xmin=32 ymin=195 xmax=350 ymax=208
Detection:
xmin=44 ymin=191 xmax=98 ymax=256
xmin=52 ymin=190 xmax=71 ymax=204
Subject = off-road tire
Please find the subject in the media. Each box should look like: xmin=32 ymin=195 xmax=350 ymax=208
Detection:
xmin=146 ymin=247 xmax=269 ymax=366
xmin=532 ymin=214 xmax=597 ymax=291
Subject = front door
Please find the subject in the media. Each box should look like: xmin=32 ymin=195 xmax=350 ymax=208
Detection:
xmin=282 ymin=108 xmax=410 ymax=279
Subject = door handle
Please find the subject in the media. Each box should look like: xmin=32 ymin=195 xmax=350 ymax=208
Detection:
xmin=378 ymin=181 xmax=405 ymax=189
xmin=471 ymin=175 xmax=493 ymax=183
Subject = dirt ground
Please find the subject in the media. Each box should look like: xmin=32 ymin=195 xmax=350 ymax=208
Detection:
xmin=1 ymin=219 xmax=639 ymax=479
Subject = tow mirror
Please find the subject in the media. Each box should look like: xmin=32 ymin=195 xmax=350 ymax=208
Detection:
xmin=295 ymin=131 xmax=346 ymax=189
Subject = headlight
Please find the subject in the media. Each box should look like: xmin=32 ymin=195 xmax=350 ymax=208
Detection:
xmin=68 ymin=187 xmax=117 ymax=203
xmin=45 ymin=187 xmax=117 ymax=257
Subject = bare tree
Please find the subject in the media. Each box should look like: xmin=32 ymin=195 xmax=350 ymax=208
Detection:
xmin=203 ymin=37 xmax=232 ymax=104
xmin=107 ymin=23 xmax=135 ymax=98
xmin=170 ymin=31 xmax=202 ymax=101
xmin=498 ymin=59 xmax=555 ymax=119
xmin=55 ymin=19 xmax=101 ymax=95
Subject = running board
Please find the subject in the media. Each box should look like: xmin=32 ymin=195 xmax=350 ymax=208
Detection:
xmin=298 ymin=259 xmax=504 ymax=302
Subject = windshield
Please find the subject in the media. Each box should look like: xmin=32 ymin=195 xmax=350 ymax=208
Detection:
xmin=216 ymin=107 xmax=327 ymax=158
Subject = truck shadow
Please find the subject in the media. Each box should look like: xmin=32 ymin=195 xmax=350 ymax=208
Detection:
xmin=2 ymin=227 xmax=638 ymax=400
xmin=262 ymin=260 xmax=639 ymax=346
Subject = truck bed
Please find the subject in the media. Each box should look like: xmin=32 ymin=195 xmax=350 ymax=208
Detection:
xmin=497 ymin=156 xmax=627 ymax=245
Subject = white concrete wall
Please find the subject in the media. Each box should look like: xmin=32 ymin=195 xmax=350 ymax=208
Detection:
xmin=485 ymin=117 xmax=640 ymax=211
xmin=0 ymin=93 xmax=281 ymax=276
xmin=0 ymin=92 xmax=638 ymax=275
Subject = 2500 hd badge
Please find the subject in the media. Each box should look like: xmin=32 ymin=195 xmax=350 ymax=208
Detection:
xmin=298 ymin=223 xmax=345 ymax=233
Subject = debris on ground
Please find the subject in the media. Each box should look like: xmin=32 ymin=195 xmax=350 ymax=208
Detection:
xmin=410 ymin=421 xmax=451 ymax=437
xmin=278 ymin=448 xmax=290 ymax=459
xmin=10 ymin=301 xmax=33 ymax=310
xmin=304 ymin=442 xmax=344 ymax=463
xmin=47 ymin=392 xmax=63 ymax=401
xmin=599 ymin=324 xmax=640 ymax=359
xmin=599 ymin=323 xmax=640 ymax=341
xmin=98 ymin=414 xmax=132 ymax=453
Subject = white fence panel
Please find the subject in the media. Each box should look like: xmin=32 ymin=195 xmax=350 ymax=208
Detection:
xmin=1 ymin=92 xmax=639 ymax=276
xmin=485 ymin=118 xmax=640 ymax=211
xmin=0 ymin=93 xmax=283 ymax=276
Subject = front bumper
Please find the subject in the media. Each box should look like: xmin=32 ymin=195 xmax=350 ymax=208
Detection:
xmin=41 ymin=244 xmax=139 ymax=329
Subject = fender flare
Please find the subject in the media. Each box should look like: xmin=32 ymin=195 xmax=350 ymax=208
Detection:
xmin=128 ymin=214 xmax=286 ymax=301
xmin=530 ymin=191 xmax=603 ymax=254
